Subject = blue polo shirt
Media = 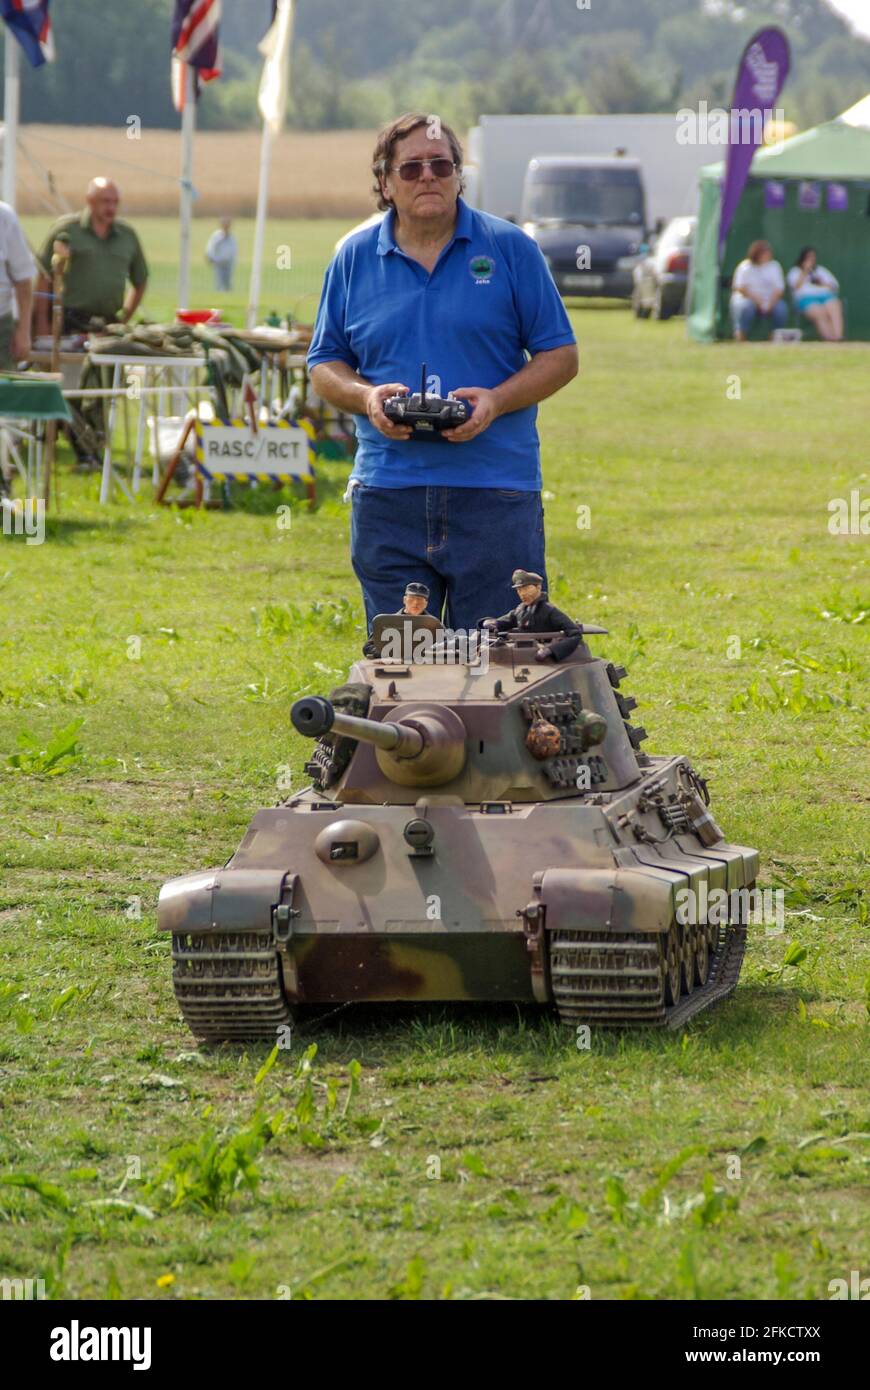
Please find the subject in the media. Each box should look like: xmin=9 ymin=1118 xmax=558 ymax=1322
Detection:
xmin=307 ymin=198 xmax=576 ymax=490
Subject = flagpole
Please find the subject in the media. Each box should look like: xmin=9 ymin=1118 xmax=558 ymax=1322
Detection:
xmin=247 ymin=0 xmax=294 ymax=330
xmin=246 ymin=121 xmax=272 ymax=330
xmin=178 ymin=62 xmax=195 ymax=309
xmin=3 ymin=31 xmax=20 ymax=210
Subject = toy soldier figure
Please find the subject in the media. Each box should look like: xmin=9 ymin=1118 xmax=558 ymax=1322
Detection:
xmin=483 ymin=570 xmax=581 ymax=662
xmin=363 ymin=582 xmax=430 ymax=656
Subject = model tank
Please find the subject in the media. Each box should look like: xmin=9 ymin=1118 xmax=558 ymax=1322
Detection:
xmin=159 ymin=618 xmax=758 ymax=1040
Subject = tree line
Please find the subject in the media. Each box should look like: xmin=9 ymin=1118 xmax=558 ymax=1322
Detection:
xmin=9 ymin=0 xmax=870 ymax=133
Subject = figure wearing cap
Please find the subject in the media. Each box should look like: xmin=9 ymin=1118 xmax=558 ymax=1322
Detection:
xmin=363 ymin=582 xmax=430 ymax=656
xmin=482 ymin=571 xmax=581 ymax=662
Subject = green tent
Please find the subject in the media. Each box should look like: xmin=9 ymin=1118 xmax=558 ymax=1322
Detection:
xmin=688 ymin=96 xmax=870 ymax=342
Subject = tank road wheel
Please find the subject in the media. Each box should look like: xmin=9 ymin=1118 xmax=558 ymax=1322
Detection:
xmin=664 ymin=923 xmax=682 ymax=1006
xmin=693 ymin=924 xmax=710 ymax=987
xmin=680 ymin=924 xmax=696 ymax=996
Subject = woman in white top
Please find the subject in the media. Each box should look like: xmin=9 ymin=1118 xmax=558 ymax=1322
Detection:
xmin=730 ymin=240 xmax=788 ymax=341
xmin=786 ymin=246 xmax=843 ymax=341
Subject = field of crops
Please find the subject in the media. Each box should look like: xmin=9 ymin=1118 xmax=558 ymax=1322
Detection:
xmin=18 ymin=125 xmax=378 ymax=218
xmin=0 ymin=226 xmax=867 ymax=1300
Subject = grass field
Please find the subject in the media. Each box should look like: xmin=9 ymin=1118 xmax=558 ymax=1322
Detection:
xmin=0 ymin=234 xmax=868 ymax=1299
xmin=20 ymin=214 xmax=357 ymax=326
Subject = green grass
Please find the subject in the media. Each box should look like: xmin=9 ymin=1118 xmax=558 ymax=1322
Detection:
xmin=21 ymin=215 xmax=355 ymax=326
xmin=0 ymin=257 xmax=868 ymax=1300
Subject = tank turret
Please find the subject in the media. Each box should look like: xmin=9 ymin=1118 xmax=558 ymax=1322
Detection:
xmin=289 ymin=629 xmax=645 ymax=806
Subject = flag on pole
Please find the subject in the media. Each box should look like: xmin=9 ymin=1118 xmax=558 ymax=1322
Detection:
xmin=171 ymin=0 xmax=222 ymax=111
xmin=258 ymin=0 xmax=294 ymax=135
xmin=717 ymin=27 xmax=790 ymax=260
xmin=1 ymin=0 xmax=55 ymax=67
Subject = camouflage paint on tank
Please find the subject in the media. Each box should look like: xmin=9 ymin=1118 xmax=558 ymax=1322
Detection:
xmin=159 ymin=630 xmax=759 ymax=1036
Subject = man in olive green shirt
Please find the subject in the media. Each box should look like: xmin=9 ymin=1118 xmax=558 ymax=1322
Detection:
xmin=35 ymin=177 xmax=148 ymax=335
xmin=35 ymin=178 xmax=148 ymax=464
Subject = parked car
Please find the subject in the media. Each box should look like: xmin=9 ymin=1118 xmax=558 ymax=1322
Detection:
xmin=632 ymin=216 xmax=696 ymax=320
xmin=520 ymin=155 xmax=648 ymax=301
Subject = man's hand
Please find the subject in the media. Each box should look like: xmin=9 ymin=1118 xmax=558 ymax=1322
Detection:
xmin=11 ymin=324 xmax=31 ymax=363
xmin=535 ymin=646 xmax=551 ymax=663
xmin=366 ymin=382 xmax=412 ymax=440
xmin=443 ymin=386 xmax=499 ymax=443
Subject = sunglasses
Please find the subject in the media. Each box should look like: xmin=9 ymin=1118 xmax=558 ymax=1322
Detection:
xmin=392 ymin=157 xmax=457 ymax=182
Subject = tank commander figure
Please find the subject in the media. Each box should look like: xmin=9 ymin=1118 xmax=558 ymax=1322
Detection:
xmin=482 ymin=570 xmax=581 ymax=662
xmin=363 ymin=581 xmax=430 ymax=656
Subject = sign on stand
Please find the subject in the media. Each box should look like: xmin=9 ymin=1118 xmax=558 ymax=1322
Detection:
xmin=194 ymin=417 xmax=316 ymax=486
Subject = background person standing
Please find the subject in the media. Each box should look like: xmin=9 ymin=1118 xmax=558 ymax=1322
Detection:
xmin=0 ymin=201 xmax=35 ymax=370
xmin=35 ymin=177 xmax=148 ymax=335
xmin=34 ymin=177 xmax=149 ymax=466
xmin=205 ymin=217 xmax=238 ymax=292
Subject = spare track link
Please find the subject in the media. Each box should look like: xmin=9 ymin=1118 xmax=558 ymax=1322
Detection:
xmin=172 ymin=931 xmax=292 ymax=1043
xmin=550 ymin=918 xmax=748 ymax=1029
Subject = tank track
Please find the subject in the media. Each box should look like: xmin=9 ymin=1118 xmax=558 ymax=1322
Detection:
xmin=171 ymin=931 xmax=292 ymax=1043
xmin=550 ymin=916 xmax=748 ymax=1029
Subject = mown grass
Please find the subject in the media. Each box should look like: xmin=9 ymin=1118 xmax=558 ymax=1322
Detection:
xmin=20 ymin=214 xmax=358 ymax=326
xmin=0 ymin=272 xmax=868 ymax=1299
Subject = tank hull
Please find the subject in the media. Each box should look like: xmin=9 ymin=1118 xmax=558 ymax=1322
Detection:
xmin=160 ymin=754 xmax=758 ymax=1039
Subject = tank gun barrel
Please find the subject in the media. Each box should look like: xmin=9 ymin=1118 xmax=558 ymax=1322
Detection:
xmin=291 ymin=697 xmax=425 ymax=757
xmin=291 ymin=695 xmax=466 ymax=787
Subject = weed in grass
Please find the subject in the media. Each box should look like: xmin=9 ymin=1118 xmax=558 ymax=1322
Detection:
xmin=675 ymin=1238 xmax=707 ymax=1299
xmin=146 ymin=1108 xmax=284 ymax=1213
xmin=770 ymin=867 xmax=867 ymax=924
xmin=0 ymin=1173 xmax=73 ymax=1210
xmin=251 ymin=596 xmax=360 ymax=640
xmin=602 ymin=1147 xmax=738 ymax=1236
xmin=146 ymin=1046 xmax=363 ymax=1212
xmin=242 ymin=675 xmax=285 ymax=702
xmin=5 ymin=719 xmax=85 ymax=775
xmin=729 ymin=673 xmax=857 ymax=713
xmin=388 ymin=1255 xmax=427 ymax=1300
xmin=812 ymin=593 xmax=868 ymax=625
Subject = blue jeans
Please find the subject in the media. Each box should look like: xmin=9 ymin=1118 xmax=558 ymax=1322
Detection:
xmin=731 ymin=298 xmax=788 ymax=337
xmin=350 ymin=484 xmax=546 ymax=631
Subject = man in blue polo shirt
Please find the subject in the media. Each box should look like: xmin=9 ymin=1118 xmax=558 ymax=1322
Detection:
xmin=308 ymin=111 xmax=578 ymax=631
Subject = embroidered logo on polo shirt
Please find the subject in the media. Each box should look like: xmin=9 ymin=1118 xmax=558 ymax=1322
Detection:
xmin=468 ymin=254 xmax=496 ymax=283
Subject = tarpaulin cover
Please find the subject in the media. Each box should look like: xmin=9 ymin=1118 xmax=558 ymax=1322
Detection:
xmin=0 ymin=377 xmax=72 ymax=421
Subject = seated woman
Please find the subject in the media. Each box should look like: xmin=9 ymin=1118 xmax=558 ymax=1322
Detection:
xmin=787 ymin=247 xmax=843 ymax=341
xmin=730 ymin=240 xmax=788 ymax=341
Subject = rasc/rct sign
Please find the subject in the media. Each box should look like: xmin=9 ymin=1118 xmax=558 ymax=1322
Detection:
xmin=195 ymin=418 xmax=316 ymax=485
